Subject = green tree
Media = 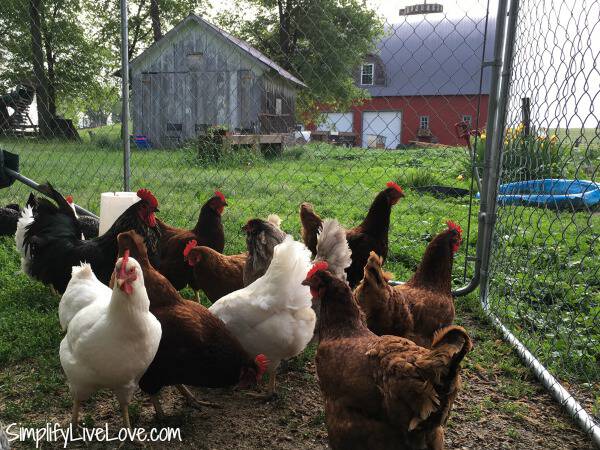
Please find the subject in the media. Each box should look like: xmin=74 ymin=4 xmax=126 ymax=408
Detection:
xmin=0 ymin=0 xmax=106 ymax=135
xmin=216 ymin=0 xmax=384 ymax=118
xmin=88 ymin=0 xmax=210 ymax=59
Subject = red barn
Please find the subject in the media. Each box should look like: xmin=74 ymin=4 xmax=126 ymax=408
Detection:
xmin=315 ymin=17 xmax=495 ymax=148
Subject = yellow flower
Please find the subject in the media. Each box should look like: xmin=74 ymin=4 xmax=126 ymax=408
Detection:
xmin=550 ymin=134 xmax=558 ymax=143
xmin=516 ymin=122 xmax=525 ymax=132
xmin=480 ymin=133 xmax=486 ymax=140
xmin=457 ymin=174 xmax=464 ymax=181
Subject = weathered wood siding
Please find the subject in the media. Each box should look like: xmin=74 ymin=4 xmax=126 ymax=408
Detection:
xmin=259 ymin=75 xmax=297 ymax=133
xmin=131 ymin=20 xmax=284 ymax=147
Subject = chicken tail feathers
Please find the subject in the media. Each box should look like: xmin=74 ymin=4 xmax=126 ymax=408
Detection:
xmin=431 ymin=325 xmax=472 ymax=366
xmin=267 ymin=214 xmax=282 ymax=229
xmin=71 ymin=263 xmax=94 ymax=279
xmin=39 ymin=183 xmax=77 ymax=220
xmin=314 ymin=219 xmax=352 ymax=281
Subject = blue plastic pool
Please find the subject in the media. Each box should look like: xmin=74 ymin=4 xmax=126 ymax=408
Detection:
xmin=479 ymin=179 xmax=600 ymax=209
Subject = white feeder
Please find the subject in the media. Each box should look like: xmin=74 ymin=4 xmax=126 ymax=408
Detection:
xmin=99 ymin=192 xmax=140 ymax=235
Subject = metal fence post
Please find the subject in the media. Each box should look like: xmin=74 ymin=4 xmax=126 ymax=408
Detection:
xmin=452 ymin=0 xmax=509 ymax=297
xmin=120 ymin=0 xmax=131 ymax=192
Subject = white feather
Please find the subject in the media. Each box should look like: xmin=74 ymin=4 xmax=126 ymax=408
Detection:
xmin=210 ymin=237 xmax=315 ymax=370
xmin=267 ymin=214 xmax=282 ymax=229
xmin=59 ymin=263 xmax=111 ymax=330
xmin=315 ymin=219 xmax=352 ymax=281
xmin=14 ymin=206 xmax=34 ymax=276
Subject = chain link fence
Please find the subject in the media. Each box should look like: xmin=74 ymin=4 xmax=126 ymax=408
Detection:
xmin=0 ymin=0 xmax=493 ymax=284
xmin=482 ymin=0 xmax=600 ymax=443
xmin=0 ymin=0 xmax=599 ymax=444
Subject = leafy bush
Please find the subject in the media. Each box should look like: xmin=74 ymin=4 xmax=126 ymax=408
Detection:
xmin=462 ymin=125 xmax=568 ymax=183
xmin=502 ymin=130 xmax=566 ymax=181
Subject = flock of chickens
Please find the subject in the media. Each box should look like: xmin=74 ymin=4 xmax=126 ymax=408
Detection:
xmin=1 ymin=180 xmax=471 ymax=450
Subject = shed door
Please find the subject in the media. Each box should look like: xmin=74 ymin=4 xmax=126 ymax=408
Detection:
xmin=238 ymin=70 xmax=254 ymax=131
xmin=362 ymin=111 xmax=402 ymax=149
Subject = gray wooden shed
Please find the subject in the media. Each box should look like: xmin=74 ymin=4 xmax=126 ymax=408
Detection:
xmin=129 ymin=14 xmax=306 ymax=148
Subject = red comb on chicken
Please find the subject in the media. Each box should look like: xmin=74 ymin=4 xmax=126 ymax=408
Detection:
xmin=117 ymin=249 xmax=137 ymax=295
xmin=255 ymin=354 xmax=269 ymax=379
xmin=446 ymin=221 xmax=463 ymax=254
xmin=307 ymin=261 xmax=329 ymax=279
xmin=386 ymin=181 xmax=404 ymax=196
xmin=137 ymin=189 xmax=158 ymax=208
xmin=65 ymin=195 xmax=74 ymax=204
xmin=183 ymin=240 xmax=198 ymax=266
xmin=215 ymin=190 xmax=226 ymax=203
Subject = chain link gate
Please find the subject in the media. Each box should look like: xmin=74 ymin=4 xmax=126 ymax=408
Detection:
xmin=1 ymin=0 xmax=599 ymax=445
xmin=480 ymin=0 xmax=600 ymax=445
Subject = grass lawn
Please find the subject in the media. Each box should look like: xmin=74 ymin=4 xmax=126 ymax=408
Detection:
xmin=0 ymin=136 xmax=597 ymax=448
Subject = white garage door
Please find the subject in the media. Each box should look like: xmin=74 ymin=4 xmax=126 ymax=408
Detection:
xmin=316 ymin=112 xmax=354 ymax=133
xmin=362 ymin=111 xmax=402 ymax=149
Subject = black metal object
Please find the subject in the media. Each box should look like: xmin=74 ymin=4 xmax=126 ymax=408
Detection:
xmin=413 ymin=185 xmax=470 ymax=198
xmin=0 ymin=148 xmax=99 ymax=218
xmin=0 ymin=149 xmax=19 ymax=188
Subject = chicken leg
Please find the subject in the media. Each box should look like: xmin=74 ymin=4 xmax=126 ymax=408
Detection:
xmin=176 ymin=385 xmax=218 ymax=408
xmin=71 ymin=399 xmax=81 ymax=428
xmin=120 ymin=402 xmax=131 ymax=430
xmin=150 ymin=394 xmax=165 ymax=419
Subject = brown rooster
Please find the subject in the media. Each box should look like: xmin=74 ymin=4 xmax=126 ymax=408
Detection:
xmin=157 ymin=191 xmax=228 ymax=298
xmin=300 ymin=181 xmax=404 ymax=288
xmin=355 ymin=221 xmax=462 ymax=347
xmin=115 ymin=231 xmax=268 ymax=417
xmin=303 ymin=264 xmax=471 ymax=450
xmin=183 ymin=239 xmax=247 ymax=303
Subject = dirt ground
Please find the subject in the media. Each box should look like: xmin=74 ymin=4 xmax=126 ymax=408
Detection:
xmin=4 ymin=311 xmax=596 ymax=450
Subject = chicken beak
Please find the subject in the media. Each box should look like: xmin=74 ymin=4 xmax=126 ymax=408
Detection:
xmin=117 ymin=249 xmax=134 ymax=294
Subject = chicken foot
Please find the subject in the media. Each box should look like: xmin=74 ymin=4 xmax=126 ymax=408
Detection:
xmin=71 ymin=399 xmax=81 ymax=428
xmin=245 ymin=371 xmax=277 ymax=400
xmin=176 ymin=385 xmax=219 ymax=408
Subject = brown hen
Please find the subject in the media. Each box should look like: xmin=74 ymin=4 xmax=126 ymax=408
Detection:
xmin=157 ymin=191 xmax=227 ymax=298
xmin=303 ymin=266 xmax=471 ymax=450
xmin=183 ymin=240 xmax=247 ymax=303
xmin=300 ymin=182 xmax=404 ymax=288
xmin=355 ymin=221 xmax=462 ymax=347
xmin=115 ymin=230 xmax=268 ymax=417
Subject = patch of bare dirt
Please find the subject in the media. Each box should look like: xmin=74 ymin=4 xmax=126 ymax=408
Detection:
xmin=3 ymin=313 xmax=597 ymax=449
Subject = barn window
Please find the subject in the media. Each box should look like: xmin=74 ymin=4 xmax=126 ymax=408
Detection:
xmin=361 ymin=63 xmax=374 ymax=85
xmin=275 ymin=98 xmax=283 ymax=115
xmin=166 ymin=123 xmax=182 ymax=132
xmin=186 ymin=52 xmax=204 ymax=71
xmin=462 ymin=115 xmax=472 ymax=126
xmin=419 ymin=115 xmax=430 ymax=130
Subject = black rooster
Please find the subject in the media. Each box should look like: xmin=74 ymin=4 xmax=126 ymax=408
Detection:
xmin=24 ymin=184 xmax=161 ymax=293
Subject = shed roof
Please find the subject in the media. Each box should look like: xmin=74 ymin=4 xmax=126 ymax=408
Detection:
xmin=128 ymin=14 xmax=306 ymax=88
xmin=364 ymin=16 xmax=495 ymax=97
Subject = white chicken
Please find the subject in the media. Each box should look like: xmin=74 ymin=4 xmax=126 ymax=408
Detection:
xmin=59 ymin=251 xmax=162 ymax=429
xmin=209 ymin=237 xmax=315 ymax=397
xmin=15 ymin=205 xmax=34 ymax=276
